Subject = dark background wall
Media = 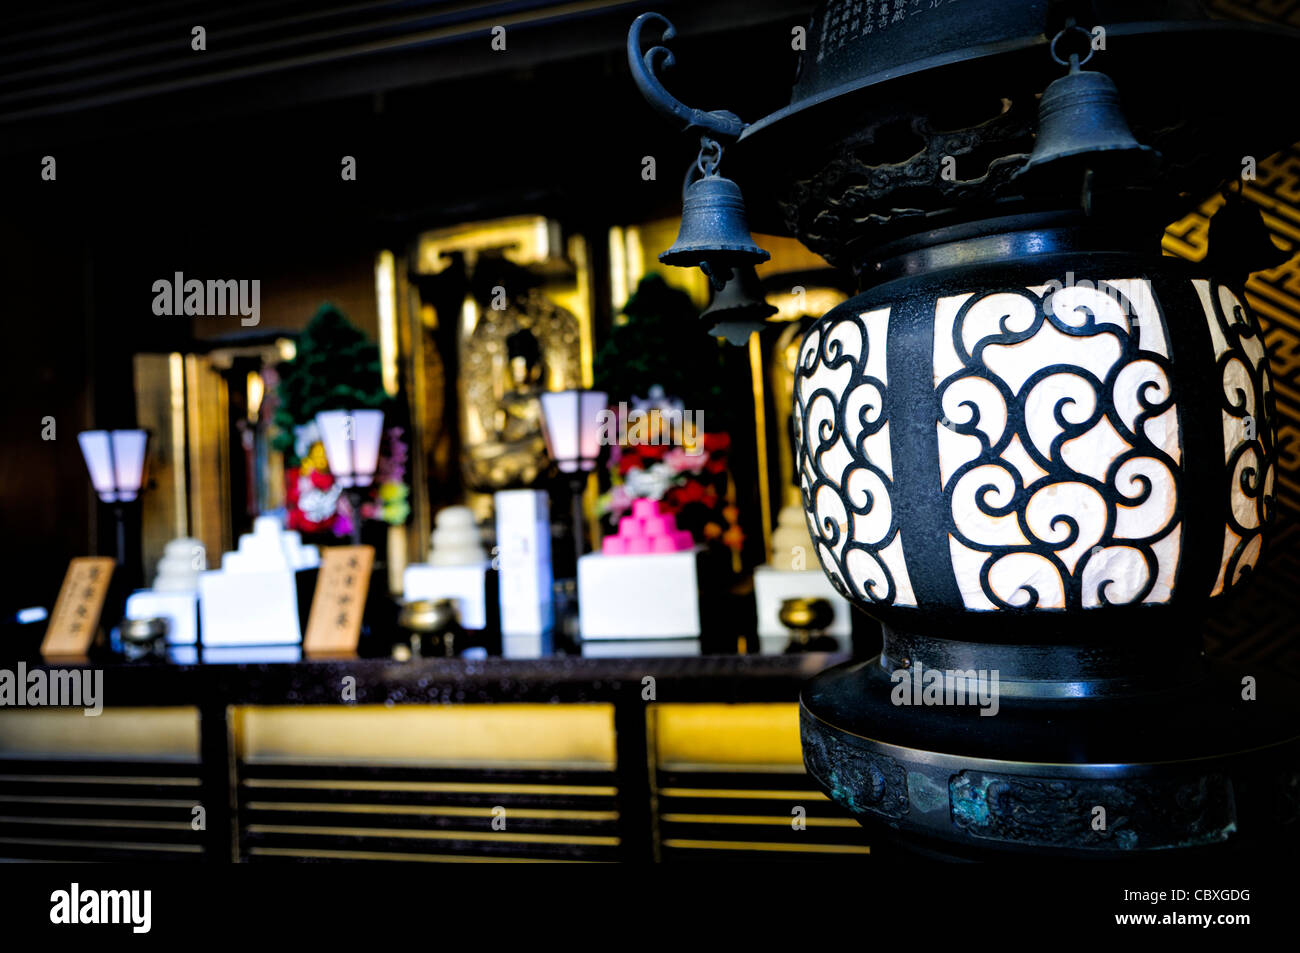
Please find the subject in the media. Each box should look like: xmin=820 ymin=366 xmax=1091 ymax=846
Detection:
xmin=0 ymin=0 xmax=813 ymax=612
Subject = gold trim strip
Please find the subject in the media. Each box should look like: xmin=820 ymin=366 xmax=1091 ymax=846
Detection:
xmin=246 ymin=801 xmax=617 ymax=821
xmin=246 ymin=824 xmax=619 ymax=846
xmin=658 ymin=787 xmax=829 ymax=801
xmin=375 ymin=250 xmax=401 ymax=397
xmin=659 ymin=762 xmax=808 ymax=775
xmin=662 ymin=839 xmax=870 ymax=854
xmin=749 ymin=333 xmax=773 ymax=562
xmin=0 ymin=775 xmax=200 ymax=787
xmin=168 ymin=353 xmax=188 ymax=535
xmin=0 ymin=795 xmax=195 ymax=808
xmin=241 ymin=757 xmax=610 ymax=772
xmin=0 ymin=837 xmax=201 ymax=854
xmin=247 ymin=846 xmax=594 ymax=863
xmin=661 ymin=813 xmax=860 ymax=828
xmin=0 ymin=816 xmax=193 ymax=831
xmin=241 ymin=779 xmax=615 ymax=796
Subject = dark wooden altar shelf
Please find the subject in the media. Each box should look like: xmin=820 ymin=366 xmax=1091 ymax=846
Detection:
xmin=25 ymin=652 xmax=847 ymax=707
xmin=3 ymin=653 xmax=862 ymax=863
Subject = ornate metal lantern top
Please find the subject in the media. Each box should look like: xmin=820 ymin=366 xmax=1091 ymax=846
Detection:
xmin=720 ymin=0 xmax=1300 ymax=268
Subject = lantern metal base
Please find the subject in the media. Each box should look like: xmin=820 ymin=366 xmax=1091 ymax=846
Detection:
xmin=801 ymin=632 xmax=1300 ymax=858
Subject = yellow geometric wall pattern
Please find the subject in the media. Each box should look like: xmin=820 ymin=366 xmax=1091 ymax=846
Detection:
xmin=1157 ymin=0 xmax=1300 ymax=674
xmin=1164 ymin=155 xmax=1300 ymax=673
xmin=1164 ymin=148 xmax=1300 ymax=517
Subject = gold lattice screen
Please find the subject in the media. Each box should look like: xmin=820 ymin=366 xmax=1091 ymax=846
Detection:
xmin=1163 ymin=141 xmax=1300 ymax=673
xmin=1155 ymin=1 xmax=1300 ymax=671
xmin=1164 ymin=147 xmax=1300 ymax=518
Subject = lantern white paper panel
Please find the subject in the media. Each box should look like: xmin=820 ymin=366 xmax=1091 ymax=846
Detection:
xmin=933 ymin=279 xmax=1182 ymax=611
xmin=795 ymin=306 xmax=918 ymax=607
xmin=1193 ymin=280 xmax=1275 ymax=596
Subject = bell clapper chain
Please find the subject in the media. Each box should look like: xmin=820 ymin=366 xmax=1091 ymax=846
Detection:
xmin=1049 ymin=19 xmax=1095 ymax=72
xmin=1051 ymin=22 xmax=1097 ymax=214
xmin=695 ymin=136 xmax=723 ymax=180
xmin=692 ymin=137 xmax=728 ymax=292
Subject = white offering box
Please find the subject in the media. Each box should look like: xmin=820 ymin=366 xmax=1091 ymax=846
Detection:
xmin=577 ymin=549 xmax=701 ymax=640
xmin=199 ymin=516 xmax=320 ymax=647
xmin=753 ymin=565 xmax=852 ymax=654
xmin=125 ymin=590 xmax=199 ymax=647
xmin=402 ymin=563 xmax=490 ymax=630
xmin=494 ymin=490 xmax=554 ymax=658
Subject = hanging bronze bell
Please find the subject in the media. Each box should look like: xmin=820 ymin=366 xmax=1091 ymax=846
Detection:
xmin=700 ymin=263 xmax=778 ymax=345
xmin=659 ymin=174 xmax=770 ymax=270
xmin=1020 ymin=66 xmax=1156 ymax=177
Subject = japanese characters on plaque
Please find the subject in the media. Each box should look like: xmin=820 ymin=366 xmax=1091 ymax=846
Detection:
xmin=303 ymin=545 xmax=374 ymax=657
xmin=41 ymin=557 xmax=115 ymax=658
xmin=817 ymin=0 xmax=958 ymax=63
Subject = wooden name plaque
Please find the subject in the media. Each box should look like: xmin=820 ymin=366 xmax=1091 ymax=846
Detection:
xmin=41 ymin=557 xmax=116 ymax=659
xmin=303 ymin=545 xmax=374 ymax=657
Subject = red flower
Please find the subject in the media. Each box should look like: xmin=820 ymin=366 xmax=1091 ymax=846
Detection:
xmin=704 ymin=432 xmax=730 ymax=452
xmin=670 ymin=480 xmax=708 ymax=506
xmin=309 ymin=470 xmax=333 ymax=490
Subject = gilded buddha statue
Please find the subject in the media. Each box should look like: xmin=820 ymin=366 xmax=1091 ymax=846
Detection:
xmin=466 ymin=327 xmax=550 ymax=489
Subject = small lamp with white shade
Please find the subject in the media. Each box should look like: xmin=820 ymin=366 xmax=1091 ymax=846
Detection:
xmin=77 ymin=428 xmax=149 ymax=571
xmin=539 ymin=390 xmax=609 ymax=477
xmin=314 ymin=409 xmax=384 ymax=544
xmin=537 ymin=389 xmax=608 ymax=653
xmin=77 ymin=429 xmax=148 ymax=504
xmin=539 ymin=389 xmax=608 ymax=557
xmin=77 ymin=429 xmax=150 ymax=642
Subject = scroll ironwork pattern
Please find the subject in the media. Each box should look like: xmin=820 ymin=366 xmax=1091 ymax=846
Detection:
xmin=934 ymin=280 xmax=1183 ymax=611
xmin=793 ymin=307 xmax=917 ymax=607
xmin=1194 ymin=280 xmax=1277 ymax=596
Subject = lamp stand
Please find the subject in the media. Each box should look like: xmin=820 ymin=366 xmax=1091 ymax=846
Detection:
xmin=568 ymin=472 xmax=589 ymax=560
xmin=104 ymin=500 xmax=142 ymax=646
xmin=111 ymin=502 xmax=128 ymax=573
xmin=344 ymin=488 xmax=365 ymax=547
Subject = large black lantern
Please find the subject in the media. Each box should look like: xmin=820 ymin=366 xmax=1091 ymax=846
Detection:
xmin=631 ymin=1 xmax=1300 ymax=856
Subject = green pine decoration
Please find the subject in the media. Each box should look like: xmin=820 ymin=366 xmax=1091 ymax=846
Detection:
xmin=272 ymin=303 xmax=386 ymax=467
xmin=594 ymin=273 xmax=730 ymax=424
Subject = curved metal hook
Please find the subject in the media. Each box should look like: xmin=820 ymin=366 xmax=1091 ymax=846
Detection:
xmin=680 ymin=138 xmax=723 ymax=200
xmin=627 ymin=12 xmax=745 ymax=139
